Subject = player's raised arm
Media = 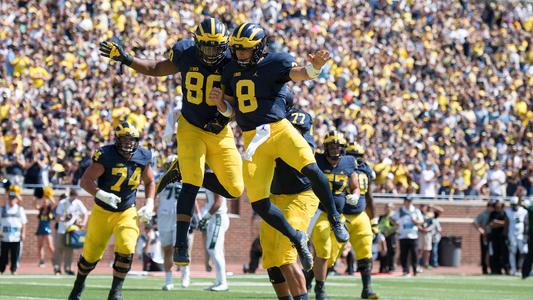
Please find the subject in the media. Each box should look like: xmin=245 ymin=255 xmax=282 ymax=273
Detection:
xmin=289 ymin=50 xmax=330 ymax=81
xmin=99 ymin=37 xmax=179 ymax=76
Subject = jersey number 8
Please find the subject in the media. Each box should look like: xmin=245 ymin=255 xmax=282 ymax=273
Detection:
xmin=236 ymin=80 xmax=258 ymax=113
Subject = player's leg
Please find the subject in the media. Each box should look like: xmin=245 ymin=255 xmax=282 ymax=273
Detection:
xmin=206 ymin=213 xmax=230 ymax=291
xmin=522 ymin=238 xmax=533 ymax=279
xmin=159 ymin=214 xmax=176 ymax=290
xmin=69 ymin=206 xmax=114 ymax=300
xmin=311 ymin=212 xmax=335 ymax=300
xmin=108 ymin=207 xmax=140 ymax=300
xmin=174 ymin=117 xmax=207 ymax=265
xmin=268 ymin=267 xmax=292 ymax=300
xmin=274 ymin=119 xmax=348 ymax=243
xmin=242 ymin=127 xmax=312 ymax=270
xmin=280 ymin=263 xmax=308 ymax=299
xmin=204 ymin=125 xmax=244 ymax=199
xmin=347 ymin=213 xmax=378 ymax=299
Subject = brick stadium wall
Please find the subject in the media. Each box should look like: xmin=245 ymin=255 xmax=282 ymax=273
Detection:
xmin=9 ymin=194 xmax=484 ymax=266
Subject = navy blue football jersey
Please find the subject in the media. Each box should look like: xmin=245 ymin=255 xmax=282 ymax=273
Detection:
xmin=169 ymin=40 xmax=231 ymax=129
xmin=271 ymin=109 xmax=314 ymax=195
xmin=221 ymin=52 xmax=296 ymax=131
xmin=343 ymin=162 xmax=374 ymax=214
xmin=316 ymin=154 xmax=357 ymax=212
xmin=92 ymin=144 xmax=152 ymax=212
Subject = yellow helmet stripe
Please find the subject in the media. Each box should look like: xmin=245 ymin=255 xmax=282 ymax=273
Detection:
xmin=229 ymin=37 xmax=261 ymax=48
xmin=236 ymin=23 xmax=249 ymax=39
xmin=210 ymin=18 xmax=215 ymax=35
xmin=248 ymin=27 xmax=262 ymax=40
xmin=199 ymin=22 xmax=205 ymax=35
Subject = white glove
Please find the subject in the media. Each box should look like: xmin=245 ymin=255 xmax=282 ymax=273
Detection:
xmin=345 ymin=193 xmax=360 ymax=206
xmin=137 ymin=198 xmax=154 ymax=224
xmin=198 ymin=212 xmax=211 ymax=231
xmin=96 ymin=190 xmax=121 ymax=209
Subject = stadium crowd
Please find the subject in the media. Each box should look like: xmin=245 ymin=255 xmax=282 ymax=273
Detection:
xmin=0 ymin=0 xmax=531 ymax=198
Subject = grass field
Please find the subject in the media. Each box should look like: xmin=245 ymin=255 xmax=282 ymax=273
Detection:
xmin=1 ymin=274 xmax=532 ymax=300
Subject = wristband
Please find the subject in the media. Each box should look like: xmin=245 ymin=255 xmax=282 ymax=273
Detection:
xmin=305 ymin=62 xmax=322 ymax=79
xmin=220 ymin=100 xmax=234 ymax=117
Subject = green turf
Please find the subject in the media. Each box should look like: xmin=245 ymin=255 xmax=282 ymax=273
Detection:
xmin=0 ymin=274 xmax=532 ymax=300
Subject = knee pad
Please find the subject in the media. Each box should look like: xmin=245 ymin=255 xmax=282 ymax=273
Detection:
xmin=357 ymin=258 xmax=373 ymax=273
xmin=267 ymin=267 xmax=286 ymax=284
xmin=176 ymin=183 xmax=200 ymax=216
xmin=113 ymin=253 xmax=134 ymax=275
xmin=77 ymin=255 xmax=99 ymax=275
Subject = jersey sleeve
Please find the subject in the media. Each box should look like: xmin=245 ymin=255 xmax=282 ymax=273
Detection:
xmin=92 ymin=147 xmax=106 ymax=164
xmin=274 ymin=53 xmax=297 ymax=83
xmin=169 ymin=40 xmax=195 ymax=69
xmin=221 ymin=66 xmax=234 ymax=97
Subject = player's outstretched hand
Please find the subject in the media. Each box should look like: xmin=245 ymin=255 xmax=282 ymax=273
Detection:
xmin=99 ymin=37 xmax=133 ymax=65
xmin=307 ymin=50 xmax=331 ymax=70
xmin=209 ymin=87 xmax=224 ymax=107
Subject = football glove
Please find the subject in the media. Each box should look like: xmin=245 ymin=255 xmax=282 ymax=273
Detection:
xmin=198 ymin=213 xmax=211 ymax=231
xmin=99 ymin=37 xmax=134 ymax=66
xmin=137 ymin=197 xmax=154 ymax=224
xmin=345 ymin=193 xmax=359 ymax=206
xmin=371 ymin=218 xmax=379 ymax=235
xmin=96 ymin=190 xmax=121 ymax=209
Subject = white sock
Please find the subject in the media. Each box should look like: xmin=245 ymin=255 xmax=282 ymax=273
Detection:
xmin=182 ymin=266 xmax=190 ymax=278
xmin=165 ymin=271 xmax=173 ymax=285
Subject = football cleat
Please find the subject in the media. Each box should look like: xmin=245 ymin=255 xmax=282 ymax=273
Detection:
xmin=330 ymin=215 xmax=349 ymax=243
xmin=208 ymin=283 xmax=229 ymax=292
xmin=107 ymin=289 xmax=123 ymax=300
xmin=162 ymin=283 xmax=174 ymax=291
xmin=67 ymin=281 xmax=85 ymax=300
xmin=174 ymin=245 xmax=190 ymax=266
xmin=361 ymin=289 xmax=379 ymax=299
xmin=314 ymin=288 xmax=330 ymax=300
xmin=156 ymin=158 xmax=181 ymax=194
xmin=293 ymin=230 xmax=313 ymax=272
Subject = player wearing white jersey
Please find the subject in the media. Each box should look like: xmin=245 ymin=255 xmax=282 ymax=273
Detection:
xmin=199 ymin=189 xmax=230 ymax=292
xmin=505 ymin=197 xmax=528 ymax=276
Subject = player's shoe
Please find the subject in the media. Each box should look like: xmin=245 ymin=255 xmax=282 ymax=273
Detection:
xmin=208 ymin=283 xmax=229 ymax=292
xmin=107 ymin=289 xmax=123 ymax=300
xmin=156 ymin=158 xmax=181 ymax=194
xmin=162 ymin=283 xmax=174 ymax=291
xmin=330 ymin=215 xmax=349 ymax=243
xmin=314 ymin=287 xmax=330 ymax=300
xmin=174 ymin=245 xmax=190 ymax=266
xmin=361 ymin=289 xmax=379 ymax=299
xmin=67 ymin=281 xmax=85 ymax=300
xmin=293 ymin=230 xmax=313 ymax=272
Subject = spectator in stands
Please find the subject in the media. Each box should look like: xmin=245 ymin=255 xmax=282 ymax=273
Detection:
xmin=505 ymin=197 xmax=528 ymax=276
xmin=473 ymin=201 xmax=494 ymax=274
xmin=392 ymin=196 xmax=424 ymax=276
xmin=378 ymin=203 xmax=397 ymax=273
xmin=2 ymin=140 xmax=25 ymax=187
xmin=53 ymin=189 xmax=88 ymax=275
xmin=34 ymin=186 xmax=55 ymax=268
xmin=0 ymin=185 xmax=27 ymax=275
xmin=488 ymin=200 xmax=510 ymax=275
xmin=487 ymin=161 xmax=507 ymax=197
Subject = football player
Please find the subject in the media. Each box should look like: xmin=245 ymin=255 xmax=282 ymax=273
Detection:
xmin=209 ymin=23 xmax=349 ymax=271
xmin=198 ymin=188 xmax=230 ymax=291
xmin=99 ymin=18 xmax=244 ymax=265
xmin=309 ymin=130 xmax=359 ymax=300
xmin=68 ymin=121 xmax=155 ymax=300
xmin=344 ymin=142 xmax=379 ymax=299
xmin=264 ymin=107 xmax=320 ymax=300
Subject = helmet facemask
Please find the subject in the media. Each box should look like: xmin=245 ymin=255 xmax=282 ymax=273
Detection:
xmin=196 ymin=40 xmax=228 ymax=66
xmin=116 ymin=135 xmax=139 ymax=157
xmin=325 ymin=142 xmax=345 ymax=161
